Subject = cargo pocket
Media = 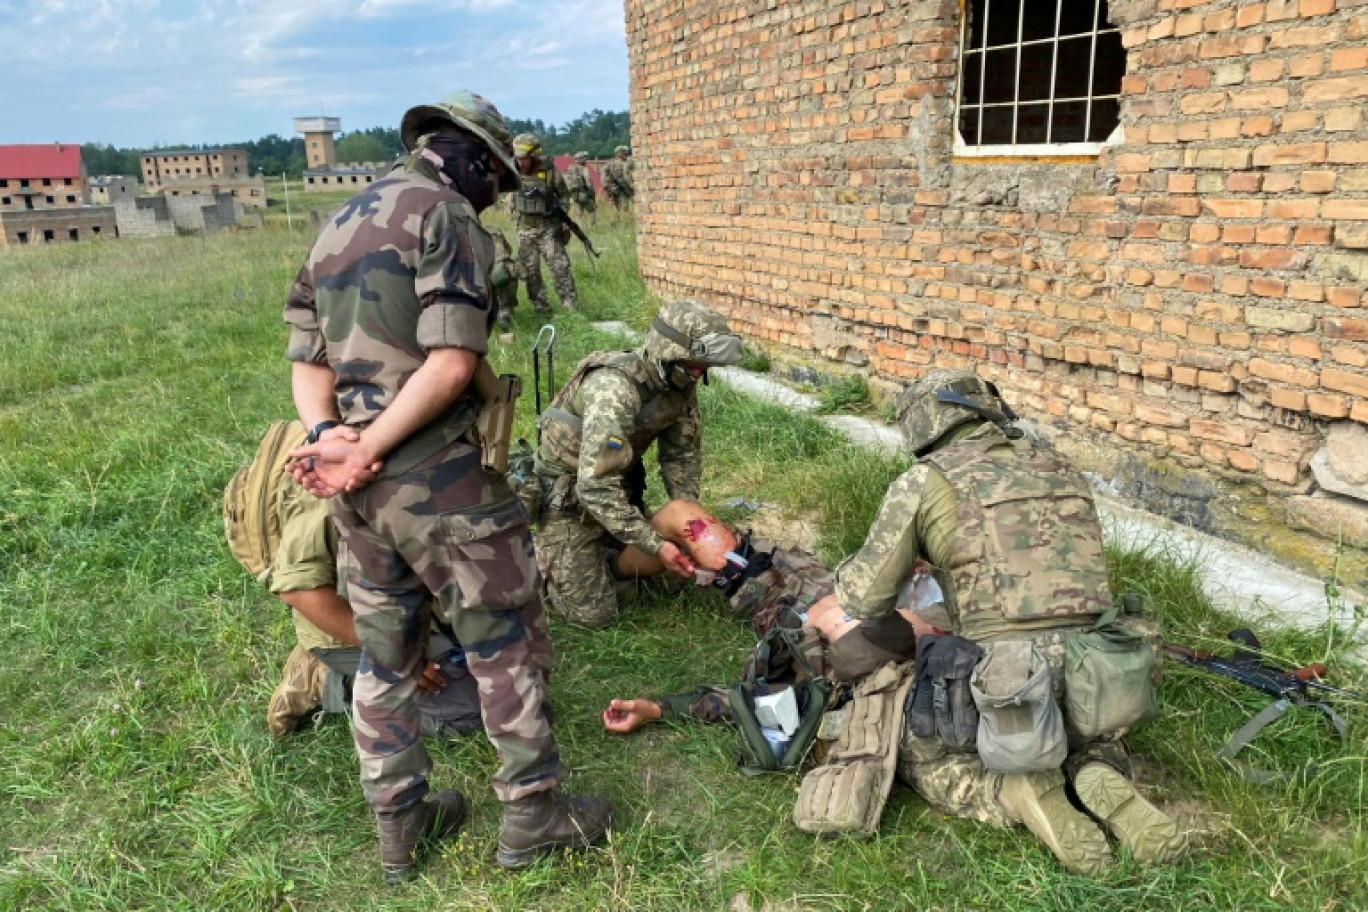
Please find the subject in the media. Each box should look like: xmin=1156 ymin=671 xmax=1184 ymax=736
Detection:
xmin=971 ymin=640 xmax=1067 ymax=774
xmin=439 ymin=496 xmax=537 ymax=613
xmin=1063 ymin=623 xmax=1158 ymax=739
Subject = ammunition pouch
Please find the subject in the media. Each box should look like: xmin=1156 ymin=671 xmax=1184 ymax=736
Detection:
xmin=471 ymin=359 xmax=523 ymax=474
xmin=906 ymin=634 xmax=983 ymax=752
xmin=512 ymin=185 xmax=551 ymax=216
xmin=793 ymin=661 xmax=916 ymax=838
xmin=970 ymin=640 xmax=1068 ymax=774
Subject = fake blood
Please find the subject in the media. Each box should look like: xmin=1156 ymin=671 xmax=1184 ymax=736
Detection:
xmin=683 ymin=518 xmax=709 ymax=542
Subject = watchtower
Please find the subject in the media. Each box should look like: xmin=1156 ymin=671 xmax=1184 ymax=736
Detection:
xmin=293 ymin=117 xmax=341 ymax=170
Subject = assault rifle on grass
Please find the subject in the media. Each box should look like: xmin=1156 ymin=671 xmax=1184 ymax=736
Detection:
xmin=1162 ymin=629 xmax=1362 ymax=783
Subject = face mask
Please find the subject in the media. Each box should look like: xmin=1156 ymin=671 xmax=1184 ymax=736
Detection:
xmin=666 ymin=361 xmax=705 ymax=389
xmin=423 ymin=133 xmax=500 ymax=212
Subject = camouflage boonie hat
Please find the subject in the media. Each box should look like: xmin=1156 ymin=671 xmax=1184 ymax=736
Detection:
xmin=400 ymin=90 xmax=521 ymax=191
xmin=513 ymin=133 xmax=541 ymax=156
xmin=642 ymin=299 xmax=745 ymax=368
xmin=896 ymin=368 xmax=1015 ymax=457
xmin=614 ymin=145 xmax=629 ymax=155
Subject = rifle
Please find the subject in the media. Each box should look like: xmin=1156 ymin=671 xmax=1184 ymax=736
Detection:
xmin=1162 ymin=630 xmax=1355 ymax=783
xmin=550 ymin=202 xmax=600 ymax=259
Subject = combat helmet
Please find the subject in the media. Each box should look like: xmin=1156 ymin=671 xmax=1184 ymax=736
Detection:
xmin=642 ymin=299 xmax=744 ymax=386
xmin=614 ymin=145 xmax=630 ymax=156
xmin=400 ymin=90 xmax=521 ymax=192
xmin=513 ymin=133 xmax=542 ymax=157
xmin=895 ymin=368 xmax=1019 ymax=457
xmin=574 ymin=151 xmax=589 ymax=162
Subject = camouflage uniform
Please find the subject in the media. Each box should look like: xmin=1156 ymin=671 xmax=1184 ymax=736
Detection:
xmin=488 ymin=228 xmax=521 ymax=327
xmin=284 ymin=150 xmax=564 ymax=815
xmin=563 ymin=154 xmax=597 ymax=223
xmin=511 ymin=151 xmax=577 ymax=311
xmin=602 ymin=147 xmax=634 ymax=212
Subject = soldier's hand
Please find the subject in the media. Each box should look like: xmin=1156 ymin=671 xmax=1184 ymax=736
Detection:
xmin=657 ymin=541 xmax=697 ymax=579
xmin=417 ymin=661 xmax=446 ymax=694
xmin=288 ymin=438 xmax=385 ymax=497
xmin=602 ymin=698 xmax=662 ymax=734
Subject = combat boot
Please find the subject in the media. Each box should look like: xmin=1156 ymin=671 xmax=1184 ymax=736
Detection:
xmin=997 ymin=770 xmax=1113 ymax=876
xmin=1073 ymin=762 xmax=1187 ymax=865
xmin=266 ymin=644 xmax=323 ymax=738
xmin=377 ymin=790 xmax=467 ymax=884
xmin=496 ymin=791 xmax=612 ymax=870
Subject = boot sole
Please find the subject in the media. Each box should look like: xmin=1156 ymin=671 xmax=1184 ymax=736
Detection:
xmin=1000 ymin=776 xmax=1113 ymax=876
xmin=1074 ymin=765 xmax=1187 ymax=865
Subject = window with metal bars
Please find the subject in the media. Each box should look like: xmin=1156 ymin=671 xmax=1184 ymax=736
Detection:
xmin=955 ymin=0 xmax=1125 ymax=155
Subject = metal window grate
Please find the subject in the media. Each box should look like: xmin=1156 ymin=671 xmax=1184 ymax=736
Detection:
xmin=955 ymin=0 xmax=1124 ymax=155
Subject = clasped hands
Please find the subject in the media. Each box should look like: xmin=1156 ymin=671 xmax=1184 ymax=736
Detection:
xmin=287 ymin=425 xmax=385 ymax=498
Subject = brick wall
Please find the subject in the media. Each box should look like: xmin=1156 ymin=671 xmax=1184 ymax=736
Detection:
xmin=625 ymin=0 xmax=1368 ymax=583
xmin=0 ymin=207 xmax=116 ymax=246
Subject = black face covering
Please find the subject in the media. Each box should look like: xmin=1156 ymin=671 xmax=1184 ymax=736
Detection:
xmin=424 ymin=132 xmax=500 ymax=212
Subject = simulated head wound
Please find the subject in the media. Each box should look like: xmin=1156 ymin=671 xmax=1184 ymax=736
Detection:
xmin=399 ymin=90 xmax=521 ymax=192
xmin=513 ymin=133 xmax=542 ymax=157
xmin=642 ymin=299 xmax=745 ymax=380
xmin=896 ymin=368 xmax=1019 ymax=457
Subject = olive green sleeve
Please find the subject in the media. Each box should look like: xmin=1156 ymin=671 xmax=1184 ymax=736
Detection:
xmin=834 ymin=465 xmax=930 ymax=620
xmin=574 ymin=372 xmax=664 ymax=555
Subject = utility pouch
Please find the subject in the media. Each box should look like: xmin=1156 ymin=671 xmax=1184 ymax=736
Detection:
xmin=728 ymin=627 xmax=832 ymax=774
xmin=471 ymin=359 xmax=523 ymax=474
xmin=1063 ymin=617 xmax=1158 ymax=739
xmin=793 ymin=661 xmax=916 ymax=838
xmin=971 ymin=640 xmax=1067 ymax=774
xmin=907 ymin=634 xmax=983 ymax=752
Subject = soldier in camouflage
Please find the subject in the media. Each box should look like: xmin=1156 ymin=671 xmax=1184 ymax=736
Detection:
xmin=283 ymin=91 xmax=609 ymax=881
xmin=488 ymin=227 xmax=520 ymax=329
xmin=533 ymin=299 xmax=744 ymax=627
xmin=563 ymin=152 xmax=597 ymax=224
xmin=602 ymin=145 xmax=634 ymax=213
xmin=510 ymin=133 xmax=577 ymax=313
xmin=834 ymin=369 xmax=1186 ymax=874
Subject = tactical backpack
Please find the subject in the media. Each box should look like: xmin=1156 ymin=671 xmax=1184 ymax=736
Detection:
xmin=728 ymin=627 xmax=832 ymax=774
xmin=223 ymin=420 xmax=307 ymax=582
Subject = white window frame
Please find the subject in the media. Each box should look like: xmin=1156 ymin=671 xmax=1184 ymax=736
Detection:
xmin=953 ymin=0 xmax=1125 ymax=158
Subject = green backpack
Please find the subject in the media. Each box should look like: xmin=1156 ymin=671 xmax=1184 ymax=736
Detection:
xmin=728 ymin=627 xmax=833 ymax=774
xmin=222 ymin=420 xmax=307 ymax=582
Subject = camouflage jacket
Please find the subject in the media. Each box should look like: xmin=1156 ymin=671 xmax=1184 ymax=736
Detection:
xmin=535 ymin=350 xmax=701 ymax=555
xmin=510 ymin=156 xmax=570 ymax=226
xmin=563 ymin=164 xmax=595 ymax=200
xmin=835 ymin=423 xmax=1112 ymax=641
xmin=602 ymin=159 xmax=634 ymax=197
xmin=284 ymin=155 xmax=496 ymax=477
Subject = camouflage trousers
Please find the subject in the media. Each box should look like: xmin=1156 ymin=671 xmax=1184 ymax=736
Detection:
xmin=516 ymin=222 xmax=577 ymax=311
xmin=571 ymin=194 xmax=597 ymax=223
xmin=606 ymin=191 xmax=632 ymax=213
xmin=312 ymin=635 xmax=484 ymax=737
xmin=332 ymin=440 xmax=562 ymax=813
xmin=897 ymin=628 xmax=1134 ymax=827
xmin=535 ymin=507 xmax=639 ymax=628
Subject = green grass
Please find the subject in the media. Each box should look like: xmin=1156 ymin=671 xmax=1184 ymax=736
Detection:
xmin=1 ymin=217 xmax=1366 ymax=910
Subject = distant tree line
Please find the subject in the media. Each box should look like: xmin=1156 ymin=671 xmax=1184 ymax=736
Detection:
xmin=78 ymin=110 xmax=630 ymax=179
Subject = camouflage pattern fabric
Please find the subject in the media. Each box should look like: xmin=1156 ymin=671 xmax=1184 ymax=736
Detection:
xmin=536 ymin=351 xmax=701 ymax=560
xmin=897 ymin=729 xmax=1013 ymax=827
xmin=562 ymin=163 xmax=597 ymax=221
xmin=312 ymin=641 xmax=484 ymax=736
xmin=516 ymin=221 xmax=577 ymax=311
xmin=602 ymin=157 xmax=634 ymax=208
xmin=284 ymin=155 xmax=493 ymax=478
xmin=727 ymin=541 xmax=835 ymax=634
xmin=488 ymin=228 xmax=521 ymax=321
xmin=334 ymin=440 xmax=562 ymax=809
xmin=535 ymin=507 xmax=636 ymax=628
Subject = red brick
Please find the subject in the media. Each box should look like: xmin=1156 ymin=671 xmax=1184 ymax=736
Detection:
xmin=1323 ymin=367 xmax=1368 ymax=398
xmin=1308 ymin=393 xmax=1350 ymax=419
xmin=1190 ymin=420 xmax=1255 ymax=446
xmin=1270 ymin=388 xmax=1308 ymax=411
xmin=1323 ymin=200 xmax=1368 ymax=220
xmin=1331 ymin=47 xmax=1368 ymax=72
xmin=1252 ymin=142 xmax=1327 ymax=166
xmin=1305 ymin=76 xmax=1368 ymax=103
xmin=1324 ymin=317 xmax=1368 ymax=341
xmin=1329 ymin=141 xmax=1368 ymax=164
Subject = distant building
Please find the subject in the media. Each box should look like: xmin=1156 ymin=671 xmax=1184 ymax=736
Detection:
xmin=294 ymin=116 xmax=385 ymax=193
xmin=0 ymin=143 xmax=88 ymax=211
xmin=89 ymin=175 xmax=138 ymax=205
xmin=140 ymin=149 xmax=267 ymax=208
xmin=0 ymin=207 xmax=116 ymax=247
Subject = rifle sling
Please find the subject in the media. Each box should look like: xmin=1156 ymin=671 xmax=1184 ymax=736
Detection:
xmin=1217 ymin=696 xmax=1349 ymax=786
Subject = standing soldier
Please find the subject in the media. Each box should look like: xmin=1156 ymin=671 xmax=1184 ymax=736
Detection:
xmin=489 ymin=227 xmax=520 ymax=329
xmin=283 ymin=91 xmax=610 ymax=882
xmin=510 ymin=133 xmax=577 ymax=313
xmin=563 ymin=151 xmax=597 ymax=224
xmin=602 ymin=145 xmax=634 ymax=214
xmin=532 ymin=299 xmax=744 ymax=628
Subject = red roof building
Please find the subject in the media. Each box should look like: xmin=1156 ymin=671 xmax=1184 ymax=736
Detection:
xmin=0 ymin=144 xmax=88 ymax=212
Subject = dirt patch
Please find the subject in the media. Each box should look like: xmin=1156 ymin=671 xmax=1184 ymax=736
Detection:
xmin=741 ymin=507 xmax=821 ymax=554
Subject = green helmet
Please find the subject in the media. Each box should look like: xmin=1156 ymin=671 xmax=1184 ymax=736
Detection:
xmin=574 ymin=151 xmax=589 ymax=162
xmin=614 ymin=145 xmax=630 ymax=156
xmin=512 ymin=133 xmax=541 ymax=157
xmin=642 ymin=299 xmax=745 ymax=383
xmin=895 ymin=369 xmax=1018 ymax=457
xmin=400 ymin=90 xmax=521 ymax=192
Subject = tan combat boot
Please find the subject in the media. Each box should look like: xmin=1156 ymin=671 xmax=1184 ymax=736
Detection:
xmin=266 ymin=645 xmax=324 ymax=738
xmin=378 ymin=790 xmax=467 ymax=883
xmin=1073 ymin=763 xmax=1187 ymax=865
xmin=997 ymin=770 xmax=1113 ymax=876
xmin=496 ymin=791 xmax=612 ymax=870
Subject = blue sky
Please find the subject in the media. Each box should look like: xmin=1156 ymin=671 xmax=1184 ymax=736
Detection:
xmin=0 ymin=0 xmax=630 ymax=148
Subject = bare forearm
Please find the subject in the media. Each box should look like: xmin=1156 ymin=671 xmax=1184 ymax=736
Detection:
xmin=279 ymin=588 xmax=359 ymax=646
xmin=360 ymin=347 xmax=478 ymax=461
xmin=292 ymin=361 xmax=340 ymax=429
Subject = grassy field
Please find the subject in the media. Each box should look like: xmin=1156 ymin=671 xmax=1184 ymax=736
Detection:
xmin=1 ymin=213 xmax=1366 ymax=911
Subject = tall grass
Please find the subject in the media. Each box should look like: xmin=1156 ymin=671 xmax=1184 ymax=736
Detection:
xmin=0 ymin=217 xmax=1364 ymax=911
